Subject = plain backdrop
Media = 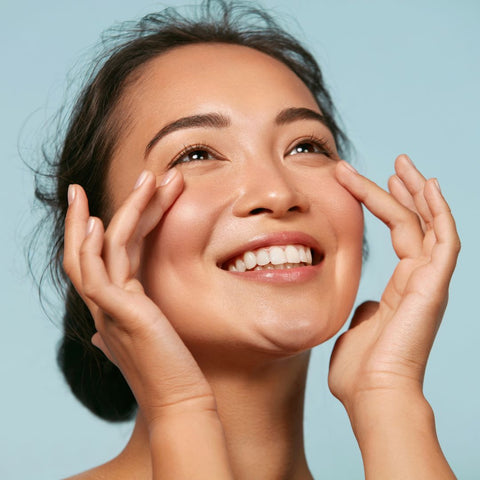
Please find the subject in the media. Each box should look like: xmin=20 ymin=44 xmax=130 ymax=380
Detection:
xmin=1 ymin=0 xmax=479 ymax=478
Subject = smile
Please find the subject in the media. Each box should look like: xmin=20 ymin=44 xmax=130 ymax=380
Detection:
xmin=223 ymin=244 xmax=314 ymax=272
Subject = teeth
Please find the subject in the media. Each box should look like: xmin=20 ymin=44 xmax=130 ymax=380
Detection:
xmin=244 ymin=251 xmax=257 ymax=270
xmin=226 ymin=244 xmax=314 ymax=272
xmin=235 ymin=258 xmax=246 ymax=272
xmin=256 ymin=248 xmax=270 ymax=266
xmin=285 ymin=245 xmax=300 ymax=263
xmin=270 ymin=246 xmax=287 ymax=265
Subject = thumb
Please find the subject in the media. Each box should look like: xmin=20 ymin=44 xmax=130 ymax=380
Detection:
xmin=348 ymin=301 xmax=379 ymax=329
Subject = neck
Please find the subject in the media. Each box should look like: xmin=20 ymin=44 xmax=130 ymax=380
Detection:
xmin=121 ymin=349 xmax=313 ymax=480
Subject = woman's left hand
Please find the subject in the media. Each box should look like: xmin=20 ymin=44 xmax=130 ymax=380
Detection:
xmin=328 ymin=154 xmax=460 ymax=413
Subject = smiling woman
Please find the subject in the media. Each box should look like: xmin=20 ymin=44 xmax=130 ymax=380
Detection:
xmin=32 ymin=1 xmax=459 ymax=479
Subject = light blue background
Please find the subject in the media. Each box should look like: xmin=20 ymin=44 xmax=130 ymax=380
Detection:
xmin=1 ymin=1 xmax=478 ymax=478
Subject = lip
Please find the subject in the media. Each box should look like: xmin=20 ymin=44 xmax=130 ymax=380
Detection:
xmin=225 ymin=263 xmax=323 ymax=284
xmin=217 ymin=231 xmax=324 ymax=270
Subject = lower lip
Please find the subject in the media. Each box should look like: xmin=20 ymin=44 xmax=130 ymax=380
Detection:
xmin=224 ymin=262 xmax=322 ymax=284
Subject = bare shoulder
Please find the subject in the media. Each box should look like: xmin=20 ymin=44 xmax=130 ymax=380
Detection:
xmin=62 ymin=454 xmax=148 ymax=480
xmin=63 ymin=466 xmax=108 ymax=480
xmin=62 ymin=461 xmax=121 ymax=480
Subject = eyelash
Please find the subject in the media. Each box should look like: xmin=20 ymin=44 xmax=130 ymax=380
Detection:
xmin=168 ymin=135 xmax=334 ymax=168
xmin=287 ymin=135 xmax=334 ymax=158
xmin=168 ymin=143 xmax=217 ymax=168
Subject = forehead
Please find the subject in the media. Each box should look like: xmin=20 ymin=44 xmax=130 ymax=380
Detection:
xmin=107 ymin=43 xmax=323 ymax=210
xmin=122 ymin=42 xmax=319 ymax=122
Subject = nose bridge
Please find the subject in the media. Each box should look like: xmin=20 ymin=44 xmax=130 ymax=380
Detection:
xmin=232 ymin=152 xmax=309 ymax=218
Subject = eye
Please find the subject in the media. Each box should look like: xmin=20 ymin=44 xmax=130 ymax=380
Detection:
xmin=287 ymin=137 xmax=333 ymax=158
xmin=169 ymin=145 xmax=216 ymax=167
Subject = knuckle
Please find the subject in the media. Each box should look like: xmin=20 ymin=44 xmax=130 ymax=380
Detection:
xmin=82 ymin=279 xmax=96 ymax=299
xmin=103 ymin=229 xmax=123 ymax=251
xmin=83 ymin=279 xmax=102 ymax=301
xmin=78 ymin=244 xmax=90 ymax=263
xmin=453 ymin=237 xmax=461 ymax=254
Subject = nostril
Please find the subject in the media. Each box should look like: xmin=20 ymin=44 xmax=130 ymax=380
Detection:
xmin=249 ymin=205 xmax=300 ymax=215
xmin=249 ymin=207 xmax=271 ymax=215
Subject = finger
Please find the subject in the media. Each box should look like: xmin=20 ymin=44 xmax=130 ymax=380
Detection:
xmin=63 ymin=185 xmax=100 ymax=314
xmin=336 ymin=161 xmax=424 ymax=259
xmin=103 ymin=168 xmax=183 ymax=284
xmin=388 ymin=174 xmax=417 ymax=212
xmin=79 ymin=216 xmax=163 ymax=329
xmin=424 ymin=179 xmax=461 ymax=280
xmin=102 ymin=170 xmax=156 ymax=283
xmin=63 ymin=185 xmax=89 ymax=286
xmin=388 ymin=174 xmax=428 ymax=233
xmin=394 ymin=155 xmax=433 ymax=228
xmin=126 ymin=169 xmax=184 ymax=274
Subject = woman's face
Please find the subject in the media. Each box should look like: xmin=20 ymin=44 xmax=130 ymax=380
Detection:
xmin=107 ymin=43 xmax=363 ymax=362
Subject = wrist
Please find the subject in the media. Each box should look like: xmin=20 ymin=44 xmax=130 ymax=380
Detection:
xmin=149 ymin=407 xmax=234 ymax=480
xmin=345 ymin=389 xmax=432 ymax=438
xmin=344 ymin=391 xmax=455 ymax=479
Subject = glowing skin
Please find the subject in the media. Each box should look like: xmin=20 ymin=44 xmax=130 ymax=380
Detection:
xmin=107 ymin=44 xmax=364 ymax=362
xmin=64 ymin=42 xmax=459 ymax=480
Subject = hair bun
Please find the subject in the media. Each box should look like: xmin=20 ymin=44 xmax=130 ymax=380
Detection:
xmin=57 ymin=290 xmax=137 ymax=422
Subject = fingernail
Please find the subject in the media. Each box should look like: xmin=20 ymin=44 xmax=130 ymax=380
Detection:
xmin=341 ymin=161 xmax=358 ymax=174
xmin=134 ymin=170 xmax=149 ymax=190
xmin=160 ymin=168 xmax=177 ymax=186
xmin=86 ymin=217 xmax=95 ymax=236
xmin=433 ymin=178 xmax=441 ymax=192
xmin=67 ymin=184 xmax=76 ymax=205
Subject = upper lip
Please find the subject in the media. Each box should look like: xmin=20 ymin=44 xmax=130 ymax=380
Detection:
xmin=217 ymin=231 xmax=323 ymax=268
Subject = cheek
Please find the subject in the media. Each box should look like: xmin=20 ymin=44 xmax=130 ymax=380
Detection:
xmin=309 ymin=173 xmax=364 ymax=246
xmin=313 ymin=176 xmax=364 ymax=326
xmin=139 ymin=178 xmax=229 ymax=296
xmin=142 ymin=195 xmax=212 ymax=285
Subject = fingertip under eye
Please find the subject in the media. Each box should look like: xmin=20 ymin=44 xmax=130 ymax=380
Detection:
xmin=159 ymin=167 xmax=178 ymax=186
xmin=134 ymin=170 xmax=150 ymax=190
xmin=339 ymin=160 xmax=358 ymax=174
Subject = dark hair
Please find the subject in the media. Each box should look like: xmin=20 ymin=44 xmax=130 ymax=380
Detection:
xmin=33 ymin=0 xmax=352 ymax=422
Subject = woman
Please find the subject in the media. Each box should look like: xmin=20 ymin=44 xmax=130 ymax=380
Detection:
xmin=35 ymin=1 xmax=459 ymax=478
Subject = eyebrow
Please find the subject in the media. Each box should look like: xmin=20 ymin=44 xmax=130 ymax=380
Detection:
xmin=275 ymin=107 xmax=327 ymax=127
xmin=144 ymin=113 xmax=230 ymax=157
xmin=144 ymin=107 xmax=328 ymax=158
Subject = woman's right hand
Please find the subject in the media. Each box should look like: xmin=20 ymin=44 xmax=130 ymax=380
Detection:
xmin=63 ymin=168 xmax=215 ymax=424
xmin=64 ymin=169 xmax=234 ymax=478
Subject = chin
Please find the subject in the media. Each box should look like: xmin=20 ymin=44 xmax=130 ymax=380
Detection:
xmin=254 ymin=311 xmax=347 ymax=356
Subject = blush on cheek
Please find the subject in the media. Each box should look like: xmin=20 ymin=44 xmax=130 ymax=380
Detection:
xmin=143 ymin=184 xmax=222 ymax=272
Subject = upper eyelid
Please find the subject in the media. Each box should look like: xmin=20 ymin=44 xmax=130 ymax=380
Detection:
xmin=167 ymin=134 xmax=335 ymax=167
xmin=168 ymin=143 xmax=221 ymax=167
xmin=287 ymin=135 xmax=335 ymax=155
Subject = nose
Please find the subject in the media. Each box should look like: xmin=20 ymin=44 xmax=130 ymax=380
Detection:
xmin=232 ymin=159 xmax=310 ymax=218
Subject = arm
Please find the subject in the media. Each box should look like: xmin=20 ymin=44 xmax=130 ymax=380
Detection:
xmin=150 ymin=404 xmax=233 ymax=479
xmin=329 ymin=155 xmax=459 ymax=479
xmin=64 ymin=169 xmax=234 ymax=479
xmin=348 ymin=390 xmax=455 ymax=479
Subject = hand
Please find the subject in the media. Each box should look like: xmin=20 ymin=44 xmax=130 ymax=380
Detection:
xmin=63 ymin=169 xmax=216 ymax=425
xmin=328 ymin=155 xmax=460 ymax=412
